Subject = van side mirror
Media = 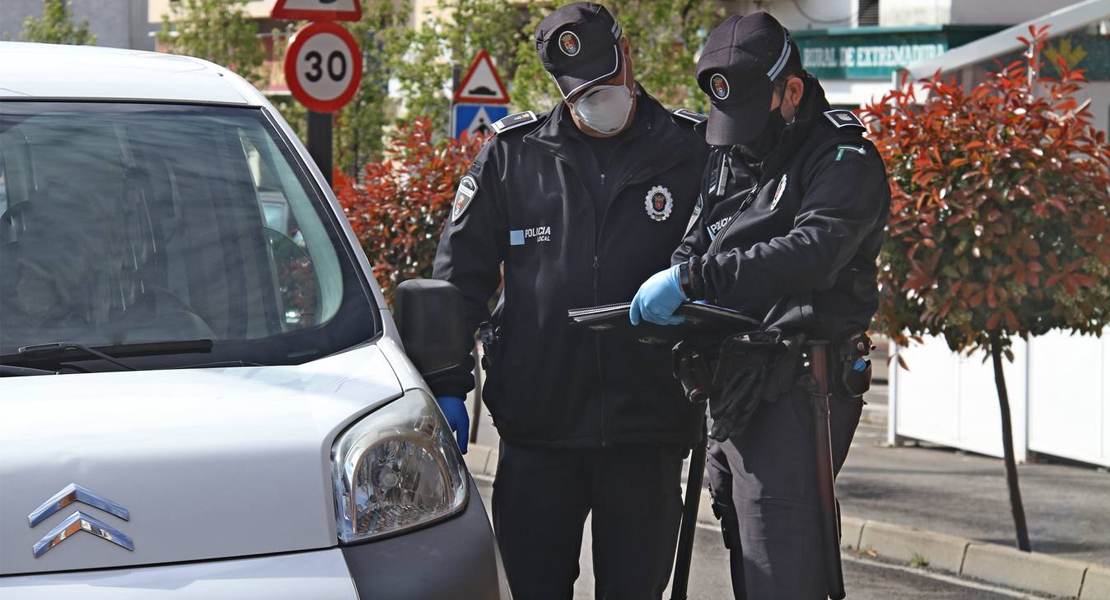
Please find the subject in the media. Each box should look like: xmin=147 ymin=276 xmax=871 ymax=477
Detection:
xmin=393 ymin=279 xmax=471 ymax=376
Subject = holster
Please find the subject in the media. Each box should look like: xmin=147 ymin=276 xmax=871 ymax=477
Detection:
xmin=707 ymin=331 xmax=804 ymax=444
xmin=478 ymin=320 xmax=498 ymax=371
xmin=832 ymin=332 xmax=873 ymax=398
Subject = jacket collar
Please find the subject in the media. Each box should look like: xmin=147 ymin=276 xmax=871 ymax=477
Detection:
xmin=760 ymin=74 xmax=832 ymax=174
xmin=524 ymin=84 xmax=689 ymax=170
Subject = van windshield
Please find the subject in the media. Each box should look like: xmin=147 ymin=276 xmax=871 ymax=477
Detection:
xmin=0 ymin=102 xmax=378 ymax=372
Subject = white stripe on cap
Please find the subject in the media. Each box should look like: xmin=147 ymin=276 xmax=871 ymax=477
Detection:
xmin=766 ymin=31 xmax=792 ymax=80
xmin=561 ymin=45 xmax=621 ymax=99
xmin=611 ymin=21 xmax=622 ymax=39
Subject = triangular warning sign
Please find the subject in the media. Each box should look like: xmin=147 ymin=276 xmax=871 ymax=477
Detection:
xmin=454 ymin=50 xmax=510 ymax=105
xmin=272 ymin=0 xmax=362 ymax=22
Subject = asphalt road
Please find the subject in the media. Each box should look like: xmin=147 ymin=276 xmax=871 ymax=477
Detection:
xmin=473 ymin=477 xmax=1043 ymax=600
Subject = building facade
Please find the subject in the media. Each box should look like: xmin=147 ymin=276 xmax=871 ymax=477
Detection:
xmin=724 ymin=0 xmax=1086 ymax=108
xmin=2 ymin=0 xmax=150 ymax=50
xmin=149 ymin=0 xmax=290 ymax=93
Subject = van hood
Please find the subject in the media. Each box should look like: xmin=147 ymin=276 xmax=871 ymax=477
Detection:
xmin=0 ymin=343 xmax=403 ymax=576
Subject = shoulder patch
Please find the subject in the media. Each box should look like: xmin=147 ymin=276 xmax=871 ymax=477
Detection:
xmin=823 ymin=109 xmax=864 ymax=129
xmin=492 ymin=111 xmax=538 ymax=134
xmin=451 ymin=175 xmax=479 ymax=223
xmin=672 ymin=108 xmax=707 ymax=125
xmin=835 ymin=144 xmax=867 ymax=162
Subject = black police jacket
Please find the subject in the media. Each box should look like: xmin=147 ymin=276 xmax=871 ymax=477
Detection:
xmin=430 ymin=88 xmax=710 ymax=448
xmin=673 ymin=77 xmax=891 ymax=339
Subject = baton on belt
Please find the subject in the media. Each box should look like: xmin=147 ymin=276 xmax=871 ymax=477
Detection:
xmin=669 ymin=343 xmax=712 ymax=600
xmin=806 ymin=341 xmax=846 ymax=600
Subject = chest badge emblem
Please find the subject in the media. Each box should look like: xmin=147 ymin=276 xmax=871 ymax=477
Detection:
xmin=771 ymin=174 xmax=788 ymax=211
xmin=645 ymin=185 xmax=674 ymax=222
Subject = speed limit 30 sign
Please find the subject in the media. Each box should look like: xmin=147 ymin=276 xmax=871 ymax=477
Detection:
xmin=284 ymin=21 xmax=362 ymax=113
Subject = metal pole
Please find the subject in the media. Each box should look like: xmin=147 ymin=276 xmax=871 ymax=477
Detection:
xmin=450 ymin=64 xmax=462 ymax=139
xmin=670 ymin=426 xmax=706 ymax=600
xmin=669 ymin=343 xmax=712 ymax=600
xmin=469 ymin=344 xmax=482 ymax=443
xmin=808 ymin=342 xmax=846 ymax=600
xmin=307 ymin=110 xmax=333 ymax=187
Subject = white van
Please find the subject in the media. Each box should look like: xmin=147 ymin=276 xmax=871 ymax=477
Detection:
xmin=0 ymin=42 xmax=509 ymax=599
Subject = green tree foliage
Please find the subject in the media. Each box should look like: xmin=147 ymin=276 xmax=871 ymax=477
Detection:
xmin=512 ymin=0 xmax=721 ymax=113
xmin=334 ymin=1 xmax=409 ymax=175
xmin=388 ymin=0 xmax=532 ymax=134
xmin=612 ymin=0 xmax=718 ymax=111
xmin=412 ymin=0 xmax=725 ymax=122
xmin=156 ymin=0 xmax=266 ymax=85
xmin=331 ymin=0 xmax=532 ymax=175
xmin=276 ymin=0 xmax=723 ymax=177
xmin=20 ymin=0 xmax=96 ymax=46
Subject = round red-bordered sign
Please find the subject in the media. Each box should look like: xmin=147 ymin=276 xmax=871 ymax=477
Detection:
xmin=284 ymin=21 xmax=362 ymax=113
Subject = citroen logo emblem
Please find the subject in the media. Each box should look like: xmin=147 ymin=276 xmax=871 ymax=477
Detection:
xmin=28 ymin=483 xmax=133 ymax=557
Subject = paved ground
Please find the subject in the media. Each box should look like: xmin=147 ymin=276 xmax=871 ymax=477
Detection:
xmin=470 ymin=382 xmax=1110 ymax=567
xmin=473 ymin=477 xmax=1044 ymax=600
xmin=842 ymin=421 xmax=1110 ymax=567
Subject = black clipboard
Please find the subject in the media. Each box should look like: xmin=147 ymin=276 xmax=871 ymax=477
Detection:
xmin=567 ymin=302 xmax=761 ymax=346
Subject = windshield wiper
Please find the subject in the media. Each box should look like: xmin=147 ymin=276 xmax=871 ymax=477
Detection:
xmin=0 ymin=364 xmax=58 ymax=377
xmin=19 ymin=342 xmax=136 ymax=371
xmin=6 ymin=339 xmax=214 ymax=371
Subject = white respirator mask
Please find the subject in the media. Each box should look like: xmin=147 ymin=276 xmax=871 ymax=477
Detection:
xmin=571 ymin=67 xmax=633 ymax=135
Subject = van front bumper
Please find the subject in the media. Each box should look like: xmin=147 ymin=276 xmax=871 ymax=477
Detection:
xmin=0 ymin=480 xmax=508 ymax=600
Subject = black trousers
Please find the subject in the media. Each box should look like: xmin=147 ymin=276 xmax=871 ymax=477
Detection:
xmin=706 ymin=389 xmax=862 ymax=600
xmin=492 ymin=441 xmax=687 ymax=600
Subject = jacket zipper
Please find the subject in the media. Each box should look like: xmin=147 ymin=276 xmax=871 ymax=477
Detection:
xmin=707 ymin=155 xmax=768 ymax=255
xmin=592 ymin=253 xmax=606 ymax=446
xmin=592 ymin=139 xmax=625 ymax=447
xmin=592 ymin=139 xmax=691 ymax=446
xmin=705 ymin=122 xmax=806 ymax=256
xmin=566 ymin=164 xmax=609 ymax=447
xmin=540 ymin=117 xmax=691 ymax=446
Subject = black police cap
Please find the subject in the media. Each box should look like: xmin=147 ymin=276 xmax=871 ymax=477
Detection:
xmin=535 ymin=2 xmax=623 ymax=100
xmin=696 ymin=12 xmax=795 ymax=146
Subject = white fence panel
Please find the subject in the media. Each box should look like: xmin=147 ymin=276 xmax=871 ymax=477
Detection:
xmin=892 ymin=328 xmax=1110 ymax=468
xmin=1028 ymin=330 xmax=1110 ymax=468
xmin=892 ymin=336 xmax=1027 ymax=461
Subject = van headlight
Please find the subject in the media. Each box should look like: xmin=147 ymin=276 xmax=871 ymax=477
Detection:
xmin=331 ymin=390 xmax=468 ymax=543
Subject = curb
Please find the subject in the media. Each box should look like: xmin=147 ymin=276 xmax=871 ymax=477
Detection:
xmin=465 ymin=443 xmax=1107 ymax=599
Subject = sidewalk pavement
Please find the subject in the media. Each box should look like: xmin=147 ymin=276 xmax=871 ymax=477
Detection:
xmin=463 ymin=381 xmax=1110 ymax=599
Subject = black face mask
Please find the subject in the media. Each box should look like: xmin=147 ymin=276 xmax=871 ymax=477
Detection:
xmin=740 ymin=107 xmax=787 ymax=161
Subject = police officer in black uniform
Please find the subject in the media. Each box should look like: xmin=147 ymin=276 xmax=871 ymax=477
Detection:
xmin=630 ymin=12 xmax=891 ymax=600
xmin=429 ymin=3 xmax=710 ymax=599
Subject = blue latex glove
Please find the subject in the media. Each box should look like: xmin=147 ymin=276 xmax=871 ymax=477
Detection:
xmin=630 ymin=265 xmax=687 ymax=326
xmin=436 ymin=396 xmax=469 ymax=454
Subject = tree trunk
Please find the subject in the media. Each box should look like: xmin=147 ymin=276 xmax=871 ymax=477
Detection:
xmin=990 ymin=332 xmax=1032 ymax=552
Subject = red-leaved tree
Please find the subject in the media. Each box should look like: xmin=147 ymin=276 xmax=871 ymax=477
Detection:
xmin=335 ymin=119 xmax=487 ymax=298
xmin=862 ymin=26 xmax=1110 ymax=551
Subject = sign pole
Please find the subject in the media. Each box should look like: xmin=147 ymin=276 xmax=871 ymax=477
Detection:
xmin=274 ymin=3 xmax=362 ymax=185
xmin=307 ymin=111 xmax=333 ymax=187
